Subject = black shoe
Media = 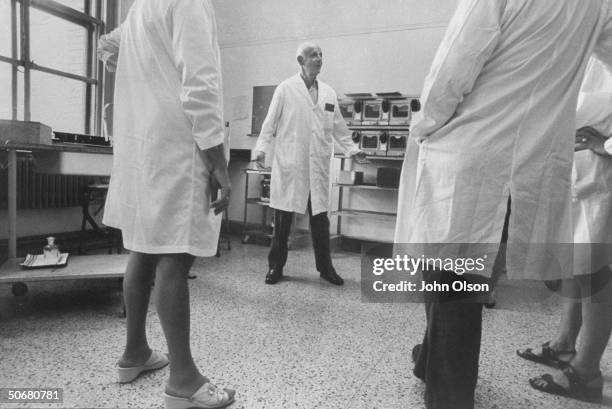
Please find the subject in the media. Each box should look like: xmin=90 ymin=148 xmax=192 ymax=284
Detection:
xmin=484 ymin=288 xmax=496 ymax=309
xmin=412 ymin=344 xmax=421 ymax=363
xmin=265 ymin=267 xmax=283 ymax=284
xmin=412 ymin=344 xmax=425 ymax=381
xmin=320 ymin=268 xmax=344 ymax=286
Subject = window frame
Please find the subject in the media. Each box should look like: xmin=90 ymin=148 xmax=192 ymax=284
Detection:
xmin=0 ymin=0 xmax=108 ymax=135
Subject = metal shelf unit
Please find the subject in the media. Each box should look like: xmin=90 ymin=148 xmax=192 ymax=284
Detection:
xmin=241 ymin=168 xmax=273 ymax=244
xmin=334 ymin=154 xmax=402 ymax=243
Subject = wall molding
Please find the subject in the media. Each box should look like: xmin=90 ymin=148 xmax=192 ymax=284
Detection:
xmin=219 ymin=21 xmax=448 ymax=49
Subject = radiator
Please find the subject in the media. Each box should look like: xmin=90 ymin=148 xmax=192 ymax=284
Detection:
xmin=0 ymin=153 xmax=92 ymax=210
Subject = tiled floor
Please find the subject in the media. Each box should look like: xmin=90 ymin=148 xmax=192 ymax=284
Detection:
xmin=0 ymin=240 xmax=610 ymax=408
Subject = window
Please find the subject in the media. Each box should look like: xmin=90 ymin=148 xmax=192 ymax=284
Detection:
xmin=0 ymin=1 xmax=12 ymax=56
xmin=0 ymin=0 xmax=109 ymax=135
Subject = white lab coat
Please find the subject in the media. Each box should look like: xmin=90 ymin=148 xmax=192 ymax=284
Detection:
xmin=572 ymin=58 xmax=612 ymax=275
xmin=100 ymin=0 xmax=224 ymax=257
xmin=254 ymin=73 xmax=359 ymax=215
xmin=394 ymin=0 xmax=612 ymax=280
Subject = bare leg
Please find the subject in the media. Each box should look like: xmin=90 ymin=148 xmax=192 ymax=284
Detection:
xmin=549 ymin=279 xmax=582 ymax=352
xmin=154 ymin=253 xmax=207 ymax=397
xmin=571 ymin=266 xmax=612 ymax=377
xmin=118 ymin=252 xmax=157 ymax=367
xmin=541 ymin=267 xmax=612 ymax=390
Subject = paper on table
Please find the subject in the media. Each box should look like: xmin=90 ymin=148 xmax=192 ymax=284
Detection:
xmin=20 ymin=253 xmax=69 ymax=268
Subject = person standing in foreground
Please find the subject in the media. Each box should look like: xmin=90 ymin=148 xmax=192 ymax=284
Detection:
xmin=518 ymin=58 xmax=612 ymax=404
xmin=394 ymin=0 xmax=612 ymax=408
xmin=252 ymin=42 xmax=367 ymax=286
xmin=98 ymin=1 xmax=234 ymax=408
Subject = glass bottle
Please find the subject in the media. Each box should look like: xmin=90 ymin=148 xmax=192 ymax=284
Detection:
xmin=261 ymin=176 xmax=270 ymax=201
xmin=43 ymin=236 xmax=60 ymax=264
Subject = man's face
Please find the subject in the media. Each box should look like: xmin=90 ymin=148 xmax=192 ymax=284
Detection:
xmin=301 ymin=46 xmax=323 ymax=77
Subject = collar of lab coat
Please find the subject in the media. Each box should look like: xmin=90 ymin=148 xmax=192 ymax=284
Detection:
xmin=292 ymin=73 xmax=318 ymax=109
xmin=299 ymin=72 xmax=318 ymax=90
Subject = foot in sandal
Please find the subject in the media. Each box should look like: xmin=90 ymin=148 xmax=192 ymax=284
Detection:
xmin=117 ymin=350 xmax=169 ymax=383
xmin=517 ymin=341 xmax=575 ymax=368
xmin=164 ymin=382 xmax=235 ymax=409
xmin=529 ymin=365 xmax=603 ymax=404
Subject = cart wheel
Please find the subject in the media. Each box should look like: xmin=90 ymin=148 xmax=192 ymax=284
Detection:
xmin=545 ymin=279 xmax=562 ymax=292
xmin=12 ymin=282 xmax=28 ymax=297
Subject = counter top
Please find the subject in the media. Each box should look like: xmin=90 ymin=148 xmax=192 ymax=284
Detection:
xmin=2 ymin=140 xmax=113 ymax=154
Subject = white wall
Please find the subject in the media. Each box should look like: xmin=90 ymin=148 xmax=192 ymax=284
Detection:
xmin=213 ymin=0 xmax=457 ymax=240
xmin=215 ymin=0 xmax=456 ymax=150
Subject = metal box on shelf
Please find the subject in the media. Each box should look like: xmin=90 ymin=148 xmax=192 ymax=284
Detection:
xmin=376 ymin=167 xmax=401 ymax=188
xmin=389 ymin=100 xmax=411 ymax=126
xmin=361 ymin=99 xmax=384 ymax=126
xmin=387 ymin=131 xmax=408 ymax=156
xmin=0 ymin=120 xmax=53 ymax=145
xmin=337 ymin=170 xmax=364 ymax=185
xmin=339 ymin=99 xmax=359 ymax=126
xmin=359 ymin=131 xmax=381 ymax=155
xmin=359 ymin=130 xmax=388 ymax=156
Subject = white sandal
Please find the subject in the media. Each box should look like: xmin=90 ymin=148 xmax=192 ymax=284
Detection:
xmin=164 ymin=382 xmax=236 ymax=409
xmin=117 ymin=350 xmax=169 ymax=383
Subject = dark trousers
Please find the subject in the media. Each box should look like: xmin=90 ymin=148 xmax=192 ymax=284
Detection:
xmin=491 ymin=196 xmax=511 ymax=282
xmin=268 ymin=198 xmax=334 ymax=274
xmin=413 ymin=199 xmax=510 ymax=409
xmin=413 ymin=269 xmax=485 ymax=409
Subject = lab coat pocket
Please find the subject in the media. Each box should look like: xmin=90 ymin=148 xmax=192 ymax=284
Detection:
xmin=323 ymin=111 xmax=334 ymax=132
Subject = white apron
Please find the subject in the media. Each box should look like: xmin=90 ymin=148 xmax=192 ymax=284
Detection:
xmin=101 ymin=0 xmax=225 ymax=257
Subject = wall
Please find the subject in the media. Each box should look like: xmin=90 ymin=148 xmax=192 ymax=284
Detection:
xmin=215 ymin=0 xmax=455 ymax=150
xmin=213 ymin=0 xmax=457 ymax=240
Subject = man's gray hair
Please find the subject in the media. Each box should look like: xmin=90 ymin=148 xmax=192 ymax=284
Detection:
xmin=296 ymin=41 xmax=319 ymax=59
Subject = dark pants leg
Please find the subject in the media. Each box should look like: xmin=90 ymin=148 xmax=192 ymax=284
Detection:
xmin=491 ymin=196 xmax=511 ymax=282
xmin=307 ymin=199 xmax=334 ymax=274
xmin=268 ymin=208 xmax=293 ymax=270
xmin=414 ymin=270 xmax=484 ymax=409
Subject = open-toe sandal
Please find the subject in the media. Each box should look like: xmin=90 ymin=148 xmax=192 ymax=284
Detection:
xmin=529 ymin=365 xmax=603 ymax=404
xmin=117 ymin=350 xmax=169 ymax=383
xmin=164 ymin=382 xmax=235 ymax=409
xmin=517 ymin=341 xmax=575 ymax=368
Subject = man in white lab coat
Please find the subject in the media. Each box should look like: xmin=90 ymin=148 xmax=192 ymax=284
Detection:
xmin=252 ymin=42 xmax=366 ymax=285
xmin=394 ymin=0 xmax=612 ymax=408
xmin=98 ymin=1 xmax=234 ymax=408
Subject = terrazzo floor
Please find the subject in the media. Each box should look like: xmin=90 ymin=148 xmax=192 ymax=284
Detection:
xmin=0 ymin=239 xmax=611 ymax=409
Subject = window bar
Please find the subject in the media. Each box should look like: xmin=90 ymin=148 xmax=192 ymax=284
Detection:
xmin=93 ymin=0 xmax=105 ymax=136
xmin=102 ymin=0 xmax=119 ymax=137
xmin=21 ymin=0 xmax=30 ymax=121
xmin=11 ymin=0 xmax=18 ymax=120
xmin=84 ymin=0 xmax=93 ymax=134
xmin=0 ymin=55 xmax=18 ymax=64
xmin=28 ymin=63 xmax=97 ymax=84
xmin=27 ymin=0 xmax=104 ymax=28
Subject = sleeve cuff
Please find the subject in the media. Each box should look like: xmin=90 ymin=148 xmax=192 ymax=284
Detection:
xmin=346 ymin=146 xmax=361 ymax=157
xmin=195 ymin=133 xmax=225 ymax=151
